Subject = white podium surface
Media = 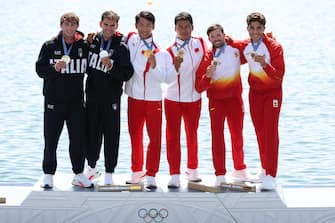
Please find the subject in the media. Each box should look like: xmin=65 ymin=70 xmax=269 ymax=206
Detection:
xmin=1 ymin=174 xmax=335 ymax=223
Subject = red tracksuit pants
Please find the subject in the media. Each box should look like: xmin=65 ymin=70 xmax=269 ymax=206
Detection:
xmin=127 ymin=97 xmax=162 ymax=177
xmin=249 ymin=88 xmax=282 ymax=177
xmin=209 ymin=96 xmax=246 ymax=176
xmin=164 ymin=99 xmax=201 ymax=175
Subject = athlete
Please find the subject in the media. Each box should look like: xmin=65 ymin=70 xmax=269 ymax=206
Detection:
xmin=230 ymin=12 xmax=285 ymax=190
xmin=125 ymin=11 xmax=175 ymax=189
xmin=196 ymin=24 xmax=249 ymax=186
xmin=165 ymin=12 xmax=207 ymax=188
xmin=36 ymin=12 xmax=93 ymax=188
xmin=84 ymin=10 xmax=133 ymax=185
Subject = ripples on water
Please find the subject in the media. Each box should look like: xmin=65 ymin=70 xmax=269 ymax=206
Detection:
xmin=0 ymin=0 xmax=334 ymax=187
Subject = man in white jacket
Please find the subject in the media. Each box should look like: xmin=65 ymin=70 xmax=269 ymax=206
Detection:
xmin=165 ymin=12 xmax=207 ymax=188
xmin=125 ymin=11 xmax=175 ymax=189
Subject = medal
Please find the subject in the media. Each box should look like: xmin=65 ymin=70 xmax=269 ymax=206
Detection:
xmin=175 ymin=37 xmax=190 ymax=57
xmin=61 ymin=35 xmax=73 ymax=64
xmin=250 ymin=51 xmax=256 ymax=59
xmin=61 ymin=55 xmax=71 ymax=64
xmin=176 ymin=50 xmax=185 ymax=58
xmin=100 ymin=33 xmax=112 ymax=58
xmin=99 ymin=50 xmax=109 ymax=58
xmin=211 ymin=59 xmax=221 ymax=66
xmin=141 ymin=37 xmax=154 ymax=58
xmin=212 ymin=44 xmax=225 ymax=66
xmin=143 ymin=50 xmax=153 ymax=58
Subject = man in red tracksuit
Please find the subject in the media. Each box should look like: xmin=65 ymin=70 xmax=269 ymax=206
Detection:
xmin=165 ymin=12 xmax=207 ymax=188
xmin=231 ymin=12 xmax=285 ymax=190
xmin=196 ymin=24 xmax=249 ymax=186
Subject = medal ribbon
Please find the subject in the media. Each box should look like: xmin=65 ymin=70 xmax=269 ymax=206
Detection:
xmin=62 ymin=36 xmax=73 ymax=55
xmin=141 ymin=37 xmax=153 ymax=50
xmin=214 ymin=43 xmax=226 ymax=58
xmin=175 ymin=37 xmax=190 ymax=51
xmin=100 ymin=34 xmax=112 ymax=52
xmin=251 ymin=37 xmax=262 ymax=52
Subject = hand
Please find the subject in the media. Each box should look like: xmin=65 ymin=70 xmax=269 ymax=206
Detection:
xmin=254 ymin=54 xmax=267 ymax=68
xmin=174 ymin=56 xmax=183 ymax=72
xmin=206 ymin=64 xmax=216 ymax=78
xmin=147 ymin=54 xmax=156 ymax=69
xmin=101 ymin=57 xmax=113 ymax=69
xmin=54 ymin=60 xmax=66 ymax=72
xmin=87 ymin=32 xmax=98 ymax=44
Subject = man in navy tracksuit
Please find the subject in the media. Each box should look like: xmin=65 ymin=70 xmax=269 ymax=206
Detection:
xmin=85 ymin=11 xmax=133 ymax=185
xmin=36 ymin=12 xmax=93 ymax=188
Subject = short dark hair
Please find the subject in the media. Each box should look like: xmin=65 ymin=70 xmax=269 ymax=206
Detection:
xmin=246 ymin=12 xmax=266 ymax=26
xmin=101 ymin=10 xmax=120 ymax=22
xmin=135 ymin=11 xmax=155 ymax=25
xmin=174 ymin=12 xmax=193 ymax=25
xmin=206 ymin=24 xmax=224 ymax=36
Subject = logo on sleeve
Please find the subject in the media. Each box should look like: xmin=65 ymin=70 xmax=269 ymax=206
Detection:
xmin=54 ymin=50 xmax=62 ymax=55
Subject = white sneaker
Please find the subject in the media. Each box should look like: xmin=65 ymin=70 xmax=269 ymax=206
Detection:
xmin=126 ymin=171 xmax=145 ymax=184
xmin=72 ymin=173 xmax=94 ymax=188
xmin=41 ymin=174 xmax=54 ymax=188
xmin=260 ymin=175 xmax=276 ymax=190
xmin=146 ymin=176 xmax=157 ymax=189
xmin=168 ymin=174 xmax=180 ymax=188
xmin=215 ymin=175 xmax=227 ymax=186
xmin=186 ymin=168 xmax=202 ymax=182
xmin=230 ymin=169 xmax=251 ymax=182
xmin=251 ymin=168 xmax=266 ymax=182
xmin=84 ymin=166 xmax=102 ymax=181
xmin=104 ymin=173 xmax=113 ymax=185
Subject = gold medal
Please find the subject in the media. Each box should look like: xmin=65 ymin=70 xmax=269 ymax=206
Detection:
xmin=61 ymin=55 xmax=71 ymax=64
xmin=99 ymin=50 xmax=109 ymax=58
xmin=176 ymin=50 xmax=184 ymax=58
xmin=143 ymin=50 xmax=153 ymax=58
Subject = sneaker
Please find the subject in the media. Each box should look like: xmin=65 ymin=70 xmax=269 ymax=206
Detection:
xmin=215 ymin=175 xmax=227 ymax=186
xmin=41 ymin=174 xmax=54 ymax=188
xmin=85 ymin=166 xmax=102 ymax=181
xmin=230 ymin=169 xmax=251 ymax=182
xmin=250 ymin=168 xmax=266 ymax=183
xmin=104 ymin=173 xmax=113 ymax=185
xmin=72 ymin=173 xmax=94 ymax=188
xmin=168 ymin=174 xmax=180 ymax=188
xmin=260 ymin=175 xmax=276 ymax=190
xmin=126 ymin=171 xmax=145 ymax=184
xmin=146 ymin=176 xmax=157 ymax=189
xmin=186 ymin=168 xmax=202 ymax=182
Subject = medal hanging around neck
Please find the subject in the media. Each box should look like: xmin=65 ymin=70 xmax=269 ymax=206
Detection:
xmin=99 ymin=34 xmax=112 ymax=58
xmin=142 ymin=37 xmax=154 ymax=58
xmin=211 ymin=43 xmax=225 ymax=66
xmin=250 ymin=37 xmax=262 ymax=59
xmin=61 ymin=36 xmax=73 ymax=64
xmin=175 ymin=37 xmax=190 ymax=58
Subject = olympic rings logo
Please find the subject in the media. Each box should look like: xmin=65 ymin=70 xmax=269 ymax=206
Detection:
xmin=137 ymin=208 xmax=169 ymax=222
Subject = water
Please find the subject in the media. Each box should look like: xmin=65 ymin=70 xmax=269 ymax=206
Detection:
xmin=0 ymin=0 xmax=334 ymax=187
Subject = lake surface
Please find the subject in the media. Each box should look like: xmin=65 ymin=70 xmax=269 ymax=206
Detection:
xmin=0 ymin=0 xmax=334 ymax=187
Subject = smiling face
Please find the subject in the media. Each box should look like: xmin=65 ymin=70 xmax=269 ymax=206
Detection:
xmin=61 ymin=20 xmax=78 ymax=40
xmin=247 ymin=21 xmax=265 ymax=43
xmin=100 ymin=17 xmax=118 ymax=40
xmin=208 ymin=28 xmax=225 ymax=48
xmin=135 ymin=17 xmax=154 ymax=39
